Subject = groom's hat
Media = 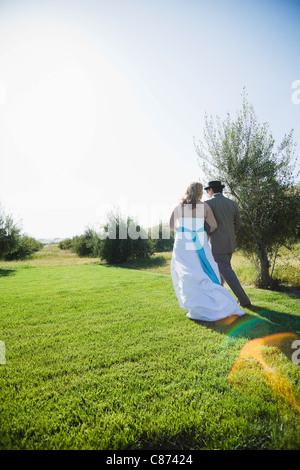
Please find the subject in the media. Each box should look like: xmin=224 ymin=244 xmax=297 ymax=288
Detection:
xmin=204 ymin=180 xmax=225 ymax=190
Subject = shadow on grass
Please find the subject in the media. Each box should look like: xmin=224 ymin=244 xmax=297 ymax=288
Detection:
xmin=192 ymin=306 xmax=300 ymax=344
xmin=0 ymin=268 xmax=16 ymax=278
xmin=101 ymin=255 xmax=168 ymax=271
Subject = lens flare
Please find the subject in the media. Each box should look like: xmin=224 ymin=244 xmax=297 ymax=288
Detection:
xmin=229 ymin=332 xmax=300 ymax=412
xmin=219 ymin=313 xmax=272 ymax=348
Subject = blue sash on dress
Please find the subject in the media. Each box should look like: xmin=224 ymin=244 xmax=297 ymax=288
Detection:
xmin=177 ymin=226 xmax=221 ymax=285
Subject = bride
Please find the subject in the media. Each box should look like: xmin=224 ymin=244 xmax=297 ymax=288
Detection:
xmin=170 ymin=182 xmax=245 ymax=322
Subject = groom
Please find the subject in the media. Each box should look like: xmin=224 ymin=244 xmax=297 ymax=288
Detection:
xmin=205 ymin=180 xmax=251 ymax=308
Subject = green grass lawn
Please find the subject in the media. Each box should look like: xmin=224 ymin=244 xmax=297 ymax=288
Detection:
xmin=0 ymin=246 xmax=300 ymax=450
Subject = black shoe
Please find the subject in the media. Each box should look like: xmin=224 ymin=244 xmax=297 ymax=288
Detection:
xmin=239 ymin=302 xmax=252 ymax=308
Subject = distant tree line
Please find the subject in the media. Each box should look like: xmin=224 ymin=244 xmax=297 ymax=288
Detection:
xmin=0 ymin=212 xmax=43 ymax=260
xmin=59 ymin=211 xmax=175 ymax=264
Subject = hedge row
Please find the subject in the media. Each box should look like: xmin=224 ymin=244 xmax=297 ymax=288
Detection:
xmin=59 ymin=213 xmax=174 ymax=264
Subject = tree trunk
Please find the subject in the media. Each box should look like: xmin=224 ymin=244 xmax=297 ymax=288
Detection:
xmin=256 ymin=244 xmax=273 ymax=289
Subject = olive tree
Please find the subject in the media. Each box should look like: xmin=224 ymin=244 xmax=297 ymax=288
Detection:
xmin=0 ymin=213 xmax=21 ymax=259
xmin=96 ymin=209 xmax=154 ymax=264
xmin=195 ymin=90 xmax=299 ymax=289
xmin=0 ymin=208 xmax=43 ymax=261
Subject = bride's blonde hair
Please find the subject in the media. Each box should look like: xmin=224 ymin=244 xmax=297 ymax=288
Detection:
xmin=181 ymin=182 xmax=203 ymax=208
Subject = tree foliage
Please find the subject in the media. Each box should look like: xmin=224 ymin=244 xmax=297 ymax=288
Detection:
xmin=0 ymin=212 xmax=43 ymax=260
xmin=3 ymin=235 xmax=43 ymax=260
xmin=151 ymin=222 xmax=174 ymax=252
xmin=0 ymin=214 xmax=21 ymax=258
xmin=97 ymin=210 xmax=154 ymax=264
xmin=71 ymin=228 xmax=97 ymax=258
xmin=59 ymin=211 xmax=155 ymax=264
xmin=195 ymin=90 xmax=300 ymax=289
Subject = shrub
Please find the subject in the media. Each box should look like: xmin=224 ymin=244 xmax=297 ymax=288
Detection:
xmin=0 ymin=214 xmax=21 ymax=259
xmin=151 ymin=222 xmax=174 ymax=252
xmin=71 ymin=228 xmax=97 ymax=257
xmin=3 ymin=235 xmax=43 ymax=260
xmin=96 ymin=210 xmax=154 ymax=264
xmin=58 ymin=238 xmax=73 ymax=250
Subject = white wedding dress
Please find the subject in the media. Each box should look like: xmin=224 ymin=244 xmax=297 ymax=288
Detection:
xmin=171 ymin=217 xmax=245 ymax=321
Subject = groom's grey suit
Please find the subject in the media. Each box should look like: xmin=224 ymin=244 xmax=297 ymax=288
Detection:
xmin=206 ymin=193 xmax=251 ymax=307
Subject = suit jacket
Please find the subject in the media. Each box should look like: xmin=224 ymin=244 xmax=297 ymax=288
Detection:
xmin=205 ymin=193 xmax=241 ymax=254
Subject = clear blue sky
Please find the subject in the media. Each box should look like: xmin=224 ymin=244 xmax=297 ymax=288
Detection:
xmin=0 ymin=0 xmax=299 ymax=238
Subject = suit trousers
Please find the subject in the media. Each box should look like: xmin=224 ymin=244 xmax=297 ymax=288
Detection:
xmin=213 ymin=252 xmax=251 ymax=306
